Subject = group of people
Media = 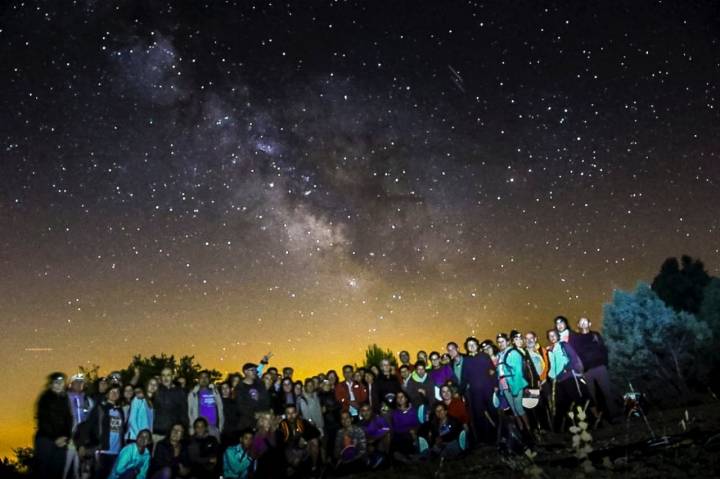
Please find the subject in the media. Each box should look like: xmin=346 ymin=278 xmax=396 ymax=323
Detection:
xmin=34 ymin=315 xmax=620 ymax=478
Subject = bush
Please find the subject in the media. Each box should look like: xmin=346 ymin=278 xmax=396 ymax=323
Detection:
xmin=602 ymin=282 xmax=712 ymax=403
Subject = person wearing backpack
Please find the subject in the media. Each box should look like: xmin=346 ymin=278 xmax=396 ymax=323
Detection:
xmin=546 ymin=329 xmax=591 ymax=431
xmin=496 ymin=333 xmax=531 ymax=434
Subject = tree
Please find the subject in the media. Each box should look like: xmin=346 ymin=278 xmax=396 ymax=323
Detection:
xmin=118 ymin=354 xmax=222 ymax=389
xmin=0 ymin=447 xmax=34 ymax=477
xmin=602 ymin=282 xmax=712 ymax=402
xmin=651 ymin=255 xmax=712 ymax=314
xmin=700 ymin=278 xmax=720 ymax=378
xmin=699 ymin=278 xmax=720 ymax=337
xmin=362 ymin=344 xmax=398 ymax=370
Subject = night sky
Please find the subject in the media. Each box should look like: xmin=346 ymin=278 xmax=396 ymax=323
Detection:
xmin=1 ymin=0 xmax=719 ymax=454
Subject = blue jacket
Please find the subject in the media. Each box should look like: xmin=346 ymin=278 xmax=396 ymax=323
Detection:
xmin=126 ymin=397 xmax=153 ymax=440
xmin=500 ymin=348 xmax=528 ymax=396
xmin=108 ymin=443 xmax=150 ymax=479
xmin=223 ymin=444 xmax=253 ymax=479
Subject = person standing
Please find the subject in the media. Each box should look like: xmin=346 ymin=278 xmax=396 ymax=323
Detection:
xmin=87 ymin=385 xmax=126 ymax=479
xmin=335 ymin=365 xmax=366 ymax=420
xmin=35 ymin=372 xmax=73 ymax=479
xmin=233 ymin=362 xmax=270 ymax=432
xmin=554 ymin=316 xmax=574 ymax=343
xmin=546 ymin=329 xmax=589 ymax=431
xmin=405 ymin=361 xmax=431 ymax=408
xmin=154 ymin=368 xmax=188 ymax=444
xmin=127 ymin=378 xmax=158 ymax=442
xmin=447 ymin=342 xmax=465 ymax=386
xmin=460 ymin=337 xmax=496 ymax=445
xmin=499 ymin=332 xmax=531 ymax=433
xmin=428 ymin=352 xmax=457 ymax=399
xmin=67 ymin=374 xmax=94 ymax=433
xmin=187 ymin=370 xmax=224 ymax=439
xmin=572 ymin=317 xmax=620 ymax=421
xmin=375 ymin=359 xmax=402 ymax=409
xmin=298 ymin=378 xmax=324 ymax=433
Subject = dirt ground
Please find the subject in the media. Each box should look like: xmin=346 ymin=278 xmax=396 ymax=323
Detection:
xmin=353 ymin=399 xmax=720 ymax=478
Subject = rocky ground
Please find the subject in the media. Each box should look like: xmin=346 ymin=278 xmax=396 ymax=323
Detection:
xmin=353 ymin=399 xmax=720 ymax=478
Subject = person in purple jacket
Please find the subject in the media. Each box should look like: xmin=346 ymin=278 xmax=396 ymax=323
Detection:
xmin=428 ymin=352 xmax=457 ymax=400
xmin=359 ymin=403 xmax=391 ymax=463
xmin=459 ymin=337 xmax=497 ymax=445
xmin=390 ymin=391 xmax=420 ymax=461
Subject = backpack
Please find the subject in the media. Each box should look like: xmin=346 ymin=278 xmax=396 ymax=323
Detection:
xmin=508 ymin=347 xmax=540 ymax=389
xmin=559 ymin=342 xmax=584 ymax=374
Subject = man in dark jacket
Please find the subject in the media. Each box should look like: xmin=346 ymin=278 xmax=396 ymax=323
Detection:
xmin=187 ymin=417 xmax=220 ymax=479
xmin=35 ymin=372 xmax=73 ymax=479
xmin=572 ymin=317 xmax=620 ymax=420
xmin=234 ymin=362 xmax=271 ymax=431
xmin=154 ymin=367 xmax=189 ymax=443
xmin=375 ymin=359 xmax=402 ymax=409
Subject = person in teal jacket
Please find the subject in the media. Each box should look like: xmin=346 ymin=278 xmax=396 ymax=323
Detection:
xmin=108 ymin=429 xmax=151 ymax=479
xmin=496 ymin=332 xmax=531 ymax=433
xmin=223 ymin=429 xmax=255 ymax=479
xmin=126 ymin=379 xmax=157 ymax=441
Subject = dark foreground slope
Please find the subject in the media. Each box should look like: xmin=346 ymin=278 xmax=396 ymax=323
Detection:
xmin=355 ymin=400 xmax=720 ymax=479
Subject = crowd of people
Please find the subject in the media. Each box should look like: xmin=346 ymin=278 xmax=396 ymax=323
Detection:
xmin=34 ymin=315 xmax=620 ymax=479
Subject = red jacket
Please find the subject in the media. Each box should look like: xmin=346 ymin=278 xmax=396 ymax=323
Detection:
xmin=334 ymin=381 xmax=368 ymax=413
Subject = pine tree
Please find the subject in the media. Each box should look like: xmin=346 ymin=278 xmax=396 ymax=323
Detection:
xmin=602 ymin=282 xmax=712 ymax=402
xmin=363 ymin=344 xmax=398 ymax=370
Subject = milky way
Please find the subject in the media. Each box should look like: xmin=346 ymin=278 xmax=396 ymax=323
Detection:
xmin=1 ymin=0 xmax=719 ymax=454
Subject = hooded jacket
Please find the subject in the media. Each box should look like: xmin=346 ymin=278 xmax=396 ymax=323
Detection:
xmin=126 ymin=396 xmax=154 ymax=440
xmin=187 ymin=384 xmax=224 ymax=435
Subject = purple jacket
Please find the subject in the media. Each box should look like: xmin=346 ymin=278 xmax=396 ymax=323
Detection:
xmin=361 ymin=415 xmax=391 ymax=441
xmin=429 ymin=364 xmax=456 ymax=387
xmin=460 ymin=353 xmax=495 ymax=394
